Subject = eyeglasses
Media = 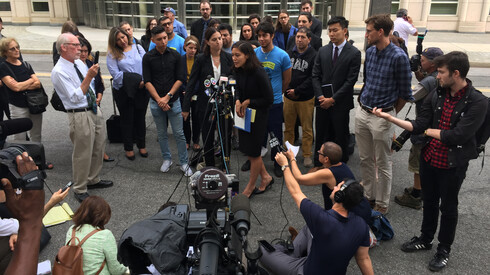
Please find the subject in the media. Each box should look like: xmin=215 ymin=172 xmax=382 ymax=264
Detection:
xmin=317 ymin=150 xmax=326 ymax=157
xmin=64 ymin=42 xmax=81 ymax=47
xmin=162 ymin=22 xmax=172 ymax=27
xmin=8 ymin=46 xmax=20 ymax=51
xmin=200 ymin=8 xmax=210 ymax=11
xmin=80 ymin=50 xmax=89 ymax=53
xmin=150 ymin=22 xmax=158 ymax=26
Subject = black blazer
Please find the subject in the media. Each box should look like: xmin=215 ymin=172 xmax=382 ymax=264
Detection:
xmin=312 ymin=41 xmax=361 ymax=110
xmin=191 ymin=18 xmax=212 ymax=45
xmin=183 ymin=51 xmax=233 ymax=113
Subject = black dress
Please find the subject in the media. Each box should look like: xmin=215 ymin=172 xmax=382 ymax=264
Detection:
xmin=235 ymin=67 xmax=274 ymax=157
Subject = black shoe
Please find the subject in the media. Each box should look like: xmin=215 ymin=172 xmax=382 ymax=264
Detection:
xmin=103 ymin=157 xmax=115 ymax=162
xmin=139 ymin=149 xmax=148 ymax=158
xmin=87 ymin=180 xmax=114 ymax=189
xmin=401 ymin=236 xmax=433 ymax=252
xmin=241 ymin=160 xmax=251 ymax=172
xmin=74 ymin=192 xmax=90 ymax=202
xmin=273 ymin=165 xmax=283 ymax=178
xmin=429 ymin=250 xmax=449 ymax=272
xmin=125 ymin=152 xmax=135 ymax=161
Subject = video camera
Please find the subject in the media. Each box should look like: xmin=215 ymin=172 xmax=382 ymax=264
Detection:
xmin=0 ymin=118 xmax=46 ymax=190
xmin=410 ymin=30 xmax=428 ymax=72
xmin=185 ymin=168 xmax=262 ymax=275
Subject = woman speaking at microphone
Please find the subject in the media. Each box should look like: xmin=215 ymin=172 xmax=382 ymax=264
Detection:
xmin=232 ymin=41 xmax=274 ymax=197
xmin=182 ymin=27 xmax=232 ymax=168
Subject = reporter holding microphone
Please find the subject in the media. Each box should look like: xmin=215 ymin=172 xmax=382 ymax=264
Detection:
xmin=182 ymin=27 xmax=232 ymax=168
xmin=232 ymin=41 xmax=274 ymax=198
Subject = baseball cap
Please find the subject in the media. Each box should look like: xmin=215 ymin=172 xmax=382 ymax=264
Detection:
xmin=422 ymin=47 xmax=444 ymax=60
xmin=162 ymin=7 xmax=176 ymax=15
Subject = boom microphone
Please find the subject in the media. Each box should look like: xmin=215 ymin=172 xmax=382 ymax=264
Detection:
xmin=230 ymin=194 xmax=251 ymax=237
xmin=0 ymin=118 xmax=33 ymax=139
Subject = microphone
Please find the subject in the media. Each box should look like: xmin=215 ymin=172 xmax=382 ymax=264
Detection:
xmin=219 ymin=75 xmax=228 ymax=86
xmin=230 ymin=194 xmax=251 ymax=237
xmin=268 ymin=132 xmax=286 ymax=153
xmin=0 ymin=118 xmax=33 ymax=139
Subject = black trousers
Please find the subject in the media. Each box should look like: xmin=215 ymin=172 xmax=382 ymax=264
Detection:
xmin=419 ymin=158 xmax=469 ymax=252
xmin=182 ymin=98 xmax=200 ymax=145
xmin=114 ymin=89 xmax=149 ymax=151
xmin=314 ymin=107 xmax=350 ymax=166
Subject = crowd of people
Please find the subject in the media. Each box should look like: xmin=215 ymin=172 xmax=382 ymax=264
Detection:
xmin=0 ymin=0 xmax=487 ymax=274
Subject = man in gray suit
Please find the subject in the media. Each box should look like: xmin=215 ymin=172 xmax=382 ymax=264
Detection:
xmin=312 ymin=16 xmax=361 ymax=167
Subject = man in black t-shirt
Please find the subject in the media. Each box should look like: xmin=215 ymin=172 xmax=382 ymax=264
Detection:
xmin=259 ymin=152 xmax=374 ymax=275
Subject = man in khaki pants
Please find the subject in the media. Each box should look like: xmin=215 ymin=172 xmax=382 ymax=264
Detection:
xmin=51 ymin=33 xmax=113 ymax=202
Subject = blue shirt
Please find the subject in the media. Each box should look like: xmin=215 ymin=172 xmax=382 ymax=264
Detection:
xmin=106 ymin=44 xmax=145 ymax=90
xmin=300 ymin=199 xmax=370 ymax=275
xmin=173 ymin=19 xmax=188 ymax=39
xmin=255 ymin=46 xmax=292 ymax=104
xmin=360 ymin=43 xmax=413 ymax=109
xmin=149 ymin=34 xmax=185 ymax=56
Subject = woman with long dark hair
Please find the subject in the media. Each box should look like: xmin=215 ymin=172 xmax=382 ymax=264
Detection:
xmin=239 ymin=23 xmax=260 ymax=48
xmin=181 ymin=35 xmax=202 ymax=151
xmin=66 ymin=196 xmax=127 ymax=274
xmin=140 ymin=18 xmax=157 ymax=52
xmin=182 ymin=27 xmax=233 ymax=167
xmin=273 ymin=9 xmax=297 ymax=51
xmin=107 ymin=27 xmax=149 ymax=160
xmin=232 ymin=41 xmax=274 ymax=197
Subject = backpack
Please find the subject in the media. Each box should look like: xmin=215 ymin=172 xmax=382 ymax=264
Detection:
xmin=52 ymin=227 xmax=105 ymax=275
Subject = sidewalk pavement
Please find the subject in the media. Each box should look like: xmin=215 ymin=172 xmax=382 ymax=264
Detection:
xmin=3 ymin=25 xmax=490 ymax=67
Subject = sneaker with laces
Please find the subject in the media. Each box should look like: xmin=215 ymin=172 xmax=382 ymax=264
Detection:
xmin=395 ymin=192 xmax=422 ymax=209
xmin=401 ymin=236 xmax=433 ymax=252
xmin=160 ymin=160 xmax=173 ymax=173
xmin=180 ymin=164 xmax=193 ymax=177
xmin=429 ymin=250 xmax=449 ymax=272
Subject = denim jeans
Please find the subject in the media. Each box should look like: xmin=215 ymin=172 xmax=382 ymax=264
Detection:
xmin=150 ymin=99 xmax=188 ymax=165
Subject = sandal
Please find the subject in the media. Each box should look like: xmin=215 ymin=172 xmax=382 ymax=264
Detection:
xmin=46 ymin=162 xmax=54 ymax=170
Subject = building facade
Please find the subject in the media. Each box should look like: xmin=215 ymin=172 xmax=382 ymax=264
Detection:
xmin=0 ymin=0 xmax=489 ymax=32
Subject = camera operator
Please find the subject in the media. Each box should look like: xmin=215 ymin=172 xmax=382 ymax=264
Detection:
xmin=395 ymin=47 xmax=443 ymax=210
xmin=372 ymin=51 xmax=488 ymax=272
xmin=0 ymin=152 xmax=44 ymax=275
xmin=259 ymin=152 xmax=373 ymax=275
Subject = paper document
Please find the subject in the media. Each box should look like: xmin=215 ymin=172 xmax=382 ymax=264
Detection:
xmin=43 ymin=202 xmax=74 ymax=227
xmin=285 ymin=141 xmax=300 ymax=157
xmin=234 ymin=108 xmax=256 ymax=133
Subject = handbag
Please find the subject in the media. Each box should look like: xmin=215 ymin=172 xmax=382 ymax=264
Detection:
xmin=4 ymin=61 xmax=48 ymax=114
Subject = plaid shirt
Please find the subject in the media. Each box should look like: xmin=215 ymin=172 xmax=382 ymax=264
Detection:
xmin=360 ymin=43 xmax=413 ymax=108
xmin=423 ymin=86 xmax=467 ymax=169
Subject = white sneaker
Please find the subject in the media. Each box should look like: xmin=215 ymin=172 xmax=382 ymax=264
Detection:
xmin=180 ymin=164 xmax=193 ymax=177
xmin=160 ymin=160 xmax=173 ymax=173
xmin=261 ymin=146 xmax=268 ymax=157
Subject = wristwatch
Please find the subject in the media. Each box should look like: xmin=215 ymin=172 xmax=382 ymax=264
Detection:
xmin=167 ymin=92 xmax=173 ymax=98
xmin=281 ymin=164 xmax=289 ymax=171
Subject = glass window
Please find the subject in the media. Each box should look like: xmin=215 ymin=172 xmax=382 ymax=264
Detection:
xmin=32 ymin=0 xmax=49 ymax=12
xmin=0 ymin=0 xmax=11 ymax=11
xmin=391 ymin=1 xmax=400 ymax=14
xmin=430 ymin=0 xmax=458 ymax=15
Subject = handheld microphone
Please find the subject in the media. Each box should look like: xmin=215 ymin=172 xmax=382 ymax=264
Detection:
xmin=219 ymin=75 xmax=228 ymax=86
xmin=210 ymin=77 xmax=217 ymax=86
xmin=269 ymin=132 xmax=286 ymax=153
xmin=230 ymin=194 xmax=251 ymax=237
xmin=0 ymin=118 xmax=33 ymax=139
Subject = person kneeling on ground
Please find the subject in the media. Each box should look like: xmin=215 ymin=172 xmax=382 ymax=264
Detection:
xmin=258 ymin=152 xmax=374 ymax=275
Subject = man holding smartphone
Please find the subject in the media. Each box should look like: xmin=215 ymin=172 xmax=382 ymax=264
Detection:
xmin=394 ymin=9 xmax=418 ymax=47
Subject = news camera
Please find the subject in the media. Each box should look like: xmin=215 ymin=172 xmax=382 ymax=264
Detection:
xmin=410 ymin=30 xmax=428 ymax=72
xmin=185 ymin=167 xmax=263 ymax=275
xmin=0 ymin=118 xmax=46 ymax=190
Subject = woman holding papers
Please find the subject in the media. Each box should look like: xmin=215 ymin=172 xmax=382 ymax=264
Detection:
xmin=232 ymin=41 xmax=274 ymax=198
xmin=183 ymin=27 xmax=233 ymax=167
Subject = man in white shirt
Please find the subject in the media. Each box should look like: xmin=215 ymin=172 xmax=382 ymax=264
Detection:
xmin=393 ymin=9 xmax=418 ymax=47
xmin=51 ymin=33 xmax=113 ymax=202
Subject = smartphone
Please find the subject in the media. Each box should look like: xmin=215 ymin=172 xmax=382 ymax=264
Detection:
xmin=258 ymin=240 xmax=276 ymax=253
xmin=94 ymin=51 xmax=100 ymax=64
xmin=61 ymin=181 xmax=73 ymax=192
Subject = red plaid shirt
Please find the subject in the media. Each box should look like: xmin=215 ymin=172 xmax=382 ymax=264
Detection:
xmin=423 ymin=86 xmax=467 ymax=169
